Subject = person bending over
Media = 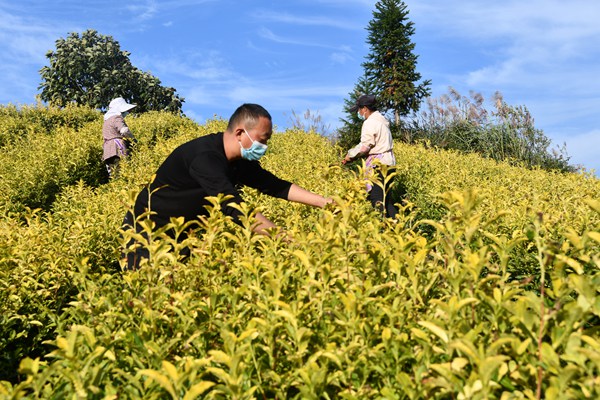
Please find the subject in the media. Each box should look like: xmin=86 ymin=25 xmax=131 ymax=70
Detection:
xmin=122 ymin=103 xmax=332 ymax=270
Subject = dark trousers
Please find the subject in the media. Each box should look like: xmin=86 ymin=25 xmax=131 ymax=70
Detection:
xmin=121 ymin=211 xmax=191 ymax=270
xmin=368 ymin=168 xmax=398 ymax=219
xmin=104 ymin=156 xmax=121 ymax=179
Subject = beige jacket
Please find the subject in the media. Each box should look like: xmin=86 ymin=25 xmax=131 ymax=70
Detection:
xmin=347 ymin=111 xmax=396 ymax=166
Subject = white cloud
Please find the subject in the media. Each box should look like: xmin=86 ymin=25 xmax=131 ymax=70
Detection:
xmin=182 ymin=78 xmax=352 ymax=135
xmin=135 ymin=49 xmax=239 ymax=83
xmin=127 ymin=1 xmax=159 ymax=22
xmin=257 ymin=27 xmax=320 ymax=47
xmin=330 ymin=51 xmax=353 ymax=64
xmin=251 ymin=10 xmax=362 ymax=30
xmin=0 ymin=9 xmax=64 ymax=64
xmin=410 ymin=0 xmax=600 ymax=38
xmin=403 ymin=0 xmax=600 ymax=174
xmin=125 ymin=0 xmax=217 ymax=22
xmin=308 ymin=0 xmax=374 ymax=7
xmin=409 ymin=0 xmax=600 ymax=72
xmin=257 ymin=27 xmax=355 ymax=54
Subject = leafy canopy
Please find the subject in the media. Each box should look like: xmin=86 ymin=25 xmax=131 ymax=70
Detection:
xmin=336 ymin=0 xmax=430 ymax=148
xmin=363 ymin=0 xmax=431 ymax=122
xmin=38 ymin=29 xmax=184 ymax=114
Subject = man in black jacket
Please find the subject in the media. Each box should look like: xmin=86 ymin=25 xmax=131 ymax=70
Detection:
xmin=122 ymin=103 xmax=332 ymax=270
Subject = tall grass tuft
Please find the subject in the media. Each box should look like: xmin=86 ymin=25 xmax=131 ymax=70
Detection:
xmin=407 ymin=87 xmax=575 ymax=172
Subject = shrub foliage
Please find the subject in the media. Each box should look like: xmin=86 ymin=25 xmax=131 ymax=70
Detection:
xmin=0 ymin=106 xmax=599 ymax=399
xmin=38 ymin=29 xmax=184 ymax=114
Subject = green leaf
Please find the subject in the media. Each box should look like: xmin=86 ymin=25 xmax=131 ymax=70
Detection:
xmin=451 ymin=357 xmax=469 ymax=371
xmin=183 ymin=381 xmax=216 ymax=400
xmin=418 ymin=321 xmax=448 ymax=343
xmin=479 ymin=355 xmax=509 ymax=383
xmin=162 ymin=360 xmax=179 ymax=383
xmin=208 ymin=350 xmax=231 ymax=367
xmin=516 ymin=338 xmax=532 ymax=355
xmin=449 ymin=340 xmax=478 ymax=362
xmin=587 ymin=231 xmax=600 ymax=244
xmin=292 ymin=249 xmax=311 ymax=268
xmin=540 ymin=342 xmax=560 ymax=371
xmin=584 ymin=198 xmax=600 ymax=213
xmin=138 ymin=370 xmax=177 ymax=398
xmin=410 ymin=327 xmax=430 ymax=342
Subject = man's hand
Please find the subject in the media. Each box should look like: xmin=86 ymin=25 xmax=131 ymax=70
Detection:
xmin=323 ymin=197 xmax=335 ymax=207
xmin=275 ymin=229 xmax=294 ymax=244
xmin=252 ymin=212 xmax=278 ymax=236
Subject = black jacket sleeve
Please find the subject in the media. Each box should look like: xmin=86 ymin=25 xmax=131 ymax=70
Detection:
xmin=235 ymin=160 xmax=292 ymax=199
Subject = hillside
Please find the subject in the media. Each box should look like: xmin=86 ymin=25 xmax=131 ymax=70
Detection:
xmin=1 ymin=105 xmax=599 ymax=399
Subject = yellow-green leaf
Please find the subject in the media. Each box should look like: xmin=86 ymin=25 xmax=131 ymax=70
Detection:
xmin=183 ymin=381 xmax=216 ymax=400
xmin=418 ymin=321 xmax=449 ymax=343
xmin=587 ymin=231 xmax=600 ymax=244
xmin=208 ymin=350 xmax=231 ymax=366
xmin=162 ymin=360 xmax=179 ymax=382
xmin=138 ymin=370 xmax=176 ymax=398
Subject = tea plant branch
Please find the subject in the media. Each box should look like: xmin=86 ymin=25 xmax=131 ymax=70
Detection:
xmin=533 ymin=213 xmax=547 ymax=400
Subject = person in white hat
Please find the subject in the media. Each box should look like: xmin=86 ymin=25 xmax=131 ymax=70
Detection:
xmin=102 ymin=97 xmax=137 ymax=179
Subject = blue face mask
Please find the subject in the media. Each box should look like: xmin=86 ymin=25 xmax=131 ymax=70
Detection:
xmin=240 ymin=129 xmax=268 ymax=161
xmin=357 ymin=111 xmax=365 ymax=121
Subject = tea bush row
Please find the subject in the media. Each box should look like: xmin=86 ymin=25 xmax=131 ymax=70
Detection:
xmin=0 ymin=110 xmax=345 ymax=386
xmin=0 ymin=106 xmax=599 ymax=398
xmin=0 ymin=121 xmax=106 ymax=213
xmin=393 ymin=142 xmax=600 ymax=279
xmin=3 ymin=191 xmax=599 ymax=399
xmin=0 ymin=110 xmax=207 ymax=213
xmin=0 ymin=104 xmax=100 ymax=148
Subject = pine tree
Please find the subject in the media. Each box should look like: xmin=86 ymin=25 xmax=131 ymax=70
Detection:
xmin=363 ymin=0 xmax=430 ymax=124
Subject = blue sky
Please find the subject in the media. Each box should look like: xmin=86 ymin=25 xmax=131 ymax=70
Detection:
xmin=1 ymin=0 xmax=598 ymax=175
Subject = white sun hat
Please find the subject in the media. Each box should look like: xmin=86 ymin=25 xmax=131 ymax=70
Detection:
xmin=108 ymin=97 xmax=137 ymax=113
xmin=105 ymin=97 xmax=137 ymax=120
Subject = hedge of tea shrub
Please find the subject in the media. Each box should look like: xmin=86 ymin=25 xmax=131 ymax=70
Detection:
xmin=0 ymin=104 xmax=100 ymax=148
xmin=0 ymin=106 xmax=599 ymax=399
xmin=392 ymin=142 xmax=600 ymax=281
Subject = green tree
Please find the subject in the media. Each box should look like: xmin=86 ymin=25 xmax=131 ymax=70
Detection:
xmin=363 ymin=0 xmax=430 ymax=125
xmin=38 ymin=29 xmax=184 ymax=114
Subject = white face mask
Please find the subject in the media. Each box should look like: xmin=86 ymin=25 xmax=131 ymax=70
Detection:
xmin=239 ymin=129 xmax=268 ymax=161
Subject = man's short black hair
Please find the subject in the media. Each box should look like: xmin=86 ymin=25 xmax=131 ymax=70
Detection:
xmin=227 ymin=103 xmax=272 ymax=131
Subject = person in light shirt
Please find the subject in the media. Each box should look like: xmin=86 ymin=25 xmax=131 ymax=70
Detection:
xmin=343 ymin=94 xmax=398 ymax=218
